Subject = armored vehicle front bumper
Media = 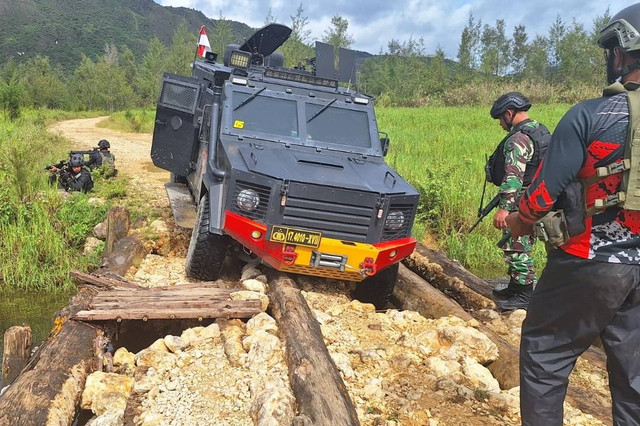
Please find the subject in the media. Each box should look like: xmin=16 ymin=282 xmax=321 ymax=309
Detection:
xmin=224 ymin=211 xmax=416 ymax=281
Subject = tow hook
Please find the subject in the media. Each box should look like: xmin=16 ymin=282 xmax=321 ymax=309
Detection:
xmin=282 ymin=245 xmax=298 ymax=266
xmin=360 ymin=257 xmax=377 ymax=277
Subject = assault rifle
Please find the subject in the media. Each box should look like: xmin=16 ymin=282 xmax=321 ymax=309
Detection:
xmin=469 ymin=193 xmax=500 ymax=233
xmin=70 ymin=148 xmax=98 ymax=156
xmin=44 ymin=159 xmax=67 ymax=171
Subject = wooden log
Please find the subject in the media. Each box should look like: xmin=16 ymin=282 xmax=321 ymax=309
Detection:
xmin=103 ymin=205 xmax=131 ymax=258
xmin=70 ymin=270 xmax=142 ymax=290
xmin=268 ymin=273 xmax=360 ymax=426
xmin=74 ymin=300 xmax=262 ymax=321
xmin=2 ymin=326 xmax=32 ymax=386
xmin=394 ymin=264 xmax=611 ymax=423
xmin=0 ymin=287 xmax=99 ymax=425
xmin=98 ymin=233 xmax=148 ymax=277
xmin=403 ymin=245 xmax=496 ymax=310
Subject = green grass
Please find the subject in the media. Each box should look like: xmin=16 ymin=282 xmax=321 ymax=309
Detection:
xmin=97 ymin=109 xmax=156 ymax=133
xmin=377 ymin=104 xmax=571 ymax=277
xmin=0 ymin=109 xmax=116 ymax=291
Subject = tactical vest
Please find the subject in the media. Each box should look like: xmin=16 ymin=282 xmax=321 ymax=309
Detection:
xmin=99 ymin=152 xmax=116 ymax=177
xmin=486 ymin=119 xmax=551 ymax=187
xmin=584 ymin=82 xmax=640 ymax=215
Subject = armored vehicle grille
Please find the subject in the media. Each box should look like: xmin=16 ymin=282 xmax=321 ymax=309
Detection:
xmin=382 ymin=204 xmax=415 ymax=241
xmin=282 ymin=196 xmax=373 ymax=242
xmin=231 ymin=181 xmax=271 ymax=221
xmin=159 ymin=80 xmax=198 ymax=114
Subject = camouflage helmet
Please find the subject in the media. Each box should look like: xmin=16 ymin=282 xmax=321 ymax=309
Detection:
xmin=598 ymin=3 xmax=640 ymax=51
xmin=69 ymin=154 xmax=84 ymax=167
xmin=98 ymin=139 xmax=110 ymax=149
xmin=490 ymin=92 xmax=531 ymax=119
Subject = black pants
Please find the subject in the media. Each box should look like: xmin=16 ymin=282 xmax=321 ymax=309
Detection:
xmin=520 ymin=249 xmax=640 ymax=425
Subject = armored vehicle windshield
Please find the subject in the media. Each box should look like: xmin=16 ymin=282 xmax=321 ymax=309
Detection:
xmin=226 ymin=85 xmax=376 ymax=155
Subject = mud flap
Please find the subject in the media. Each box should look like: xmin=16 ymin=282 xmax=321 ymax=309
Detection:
xmin=165 ymin=183 xmax=196 ymax=229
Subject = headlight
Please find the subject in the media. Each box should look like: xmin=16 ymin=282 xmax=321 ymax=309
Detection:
xmin=385 ymin=211 xmax=405 ymax=231
xmin=237 ymin=189 xmax=260 ymax=212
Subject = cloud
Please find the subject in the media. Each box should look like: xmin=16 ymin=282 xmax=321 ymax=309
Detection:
xmin=155 ymin=0 xmax=628 ymax=58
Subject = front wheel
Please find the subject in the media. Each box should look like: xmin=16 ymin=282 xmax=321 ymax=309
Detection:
xmin=353 ymin=263 xmax=399 ymax=309
xmin=185 ymin=193 xmax=228 ymax=280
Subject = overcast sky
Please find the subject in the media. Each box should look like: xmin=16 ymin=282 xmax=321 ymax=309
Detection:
xmin=155 ymin=0 xmax=630 ymax=58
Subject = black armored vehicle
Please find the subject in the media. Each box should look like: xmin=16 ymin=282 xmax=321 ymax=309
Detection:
xmin=151 ymin=24 xmax=419 ymax=307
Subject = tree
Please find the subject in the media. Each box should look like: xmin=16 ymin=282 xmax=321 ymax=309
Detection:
xmin=119 ymin=45 xmax=137 ymax=85
xmin=20 ymin=56 xmax=69 ymax=109
xmin=290 ymin=3 xmax=312 ymax=44
xmin=210 ymin=12 xmax=234 ymax=57
xmin=457 ymin=13 xmax=482 ymax=71
xmin=480 ymin=23 xmax=499 ymax=76
xmin=0 ymin=75 xmax=25 ymax=120
xmin=93 ymin=45 xmax=134 ymax=111
xmin=135 ymin=37 xmax=166 ymax=106
xmin=264 ymin=8 xmax=277 ymax=25
xmin=547 ymin=15 xmax=566 ymax=81
xmin=71 ymin=55 xmax=97 ymax=110
xmin=557 ymin=20 xmax=591 ymax=84
xmin=322 ymin=15 xmax=354 ymax=50
xmin=166 ymin=24 xmax=196 ymax=76
xmin=280 ymin=3 xmax=314 ymax=68
xmin=524 ymin=35 xmax=549 ymax=82
xmin=511 ymin=25 xmax=529 ymax=76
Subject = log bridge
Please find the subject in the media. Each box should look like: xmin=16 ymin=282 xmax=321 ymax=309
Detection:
xmin=0 ymin=207 xmax=612 ymax=426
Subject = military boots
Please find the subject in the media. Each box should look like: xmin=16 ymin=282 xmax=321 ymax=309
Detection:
xmin=493 ymin=281 xmax=533 ymax=310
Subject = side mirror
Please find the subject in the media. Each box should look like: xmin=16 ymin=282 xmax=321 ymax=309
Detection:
xmin=381 ymin=137 xmax=390 ymax=156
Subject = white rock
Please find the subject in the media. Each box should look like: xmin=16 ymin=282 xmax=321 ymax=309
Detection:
xmin=437 ymin=324 xmax=499 ymax=364
xmin=246 ymin=312 xmax=278 ymax=336
xmin=312 ymin=309 xmax=333 ymax=325
xmin=243 ymin=330 xmax=282 ymax=369
xmin=202 ymin=323 xmax=221 ymax=340
xmin=164 ymin=335 xmax=186 ymax=353
xmin=241 ymin=267 xmax=262 ymax=281
xmin=425 ymin=357 xmax=462 ymax=380
xmin=87 ymin=411 xmax=123 ymax=426
xmin=250 ymin=385 xmax=295 ymax=426
xmin=83 ymin=237 xmax=102 ymax=255
xmin=180 ymin=327 xmax=205 ymax=347
xmin=81 ymin=372 xmax=134 ymax=414
xmin=113 ymin=347 xmax=135 ymax=376
xmin=506 ymin=309 xmax=527 ymax=328
xmin=135 ymin=348 xmax=177 ymax=372
xmin=150 ymin=219 xmax=168 ymax=234
xmin=241 ymin=278 xmax=267 ymax=293
xmin=461 ymin=357 xmax=500 ymax=392
xmin=93 ymin=221 xmax=107 ymax=240
xmin=331 ymin=352 xmax=354 ymax=378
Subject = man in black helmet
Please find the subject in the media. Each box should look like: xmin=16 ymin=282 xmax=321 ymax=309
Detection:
xmin=506 ymin=3 xmax=640 ymax=424
xmin=86 ymin=139 xmax=117 ymax=177
xmin=61 ymin=154 xmax=93 ymax=193
xmin=487 ymin=92 xmax=551 ymax=310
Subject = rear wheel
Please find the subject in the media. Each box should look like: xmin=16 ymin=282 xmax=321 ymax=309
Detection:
xmin=185 ymin=192 xmax=228 ymax=280
xmin=353 ymin=263 xmax=399 ymax=309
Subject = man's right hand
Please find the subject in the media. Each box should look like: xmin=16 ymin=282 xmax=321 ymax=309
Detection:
xmin=506 ymin=212 xmax=533 ymax=239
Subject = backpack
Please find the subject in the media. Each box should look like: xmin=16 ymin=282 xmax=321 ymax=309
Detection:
xmin=99 ymin=152 xmax=116 ymax=178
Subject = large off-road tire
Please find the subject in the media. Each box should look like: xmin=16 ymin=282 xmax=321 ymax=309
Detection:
xmin=185 ymin=193 xmax=228 ymax=280
xmin=353 ymin=263 xmax=399 ymax=309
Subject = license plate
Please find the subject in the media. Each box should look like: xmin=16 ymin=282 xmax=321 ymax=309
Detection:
xmin=269 ymin=225 xmax=322 ymax=248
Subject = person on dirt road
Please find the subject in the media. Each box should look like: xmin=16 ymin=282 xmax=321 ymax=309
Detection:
xmin=60 ymin=154 xmax=94 ymax=193
xmin=506 ymin=3 xmax=640 ymax=424
xmin=487 ymin=92 xmax=551 ymax=310
xmin=86 ymin=139 xmax=117 ymax=177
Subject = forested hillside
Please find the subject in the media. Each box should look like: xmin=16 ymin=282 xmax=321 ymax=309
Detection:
xmin=0 ymin=0 xmax=254 ymax=70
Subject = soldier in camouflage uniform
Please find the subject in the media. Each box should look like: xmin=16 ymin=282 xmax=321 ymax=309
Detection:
xmin=487 ymin=92 xmax=550 ymax=310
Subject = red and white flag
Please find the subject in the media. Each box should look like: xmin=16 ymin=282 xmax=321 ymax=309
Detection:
xmin=196 ymin=25 xmax=211 ymax=57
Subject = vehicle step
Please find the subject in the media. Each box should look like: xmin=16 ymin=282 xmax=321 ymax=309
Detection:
xmin=165 ymin=183 xmax=196 ymax=229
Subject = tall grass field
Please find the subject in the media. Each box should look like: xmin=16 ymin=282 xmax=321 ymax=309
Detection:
xmin=377 ymin=105 xmax=571 ymax=277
